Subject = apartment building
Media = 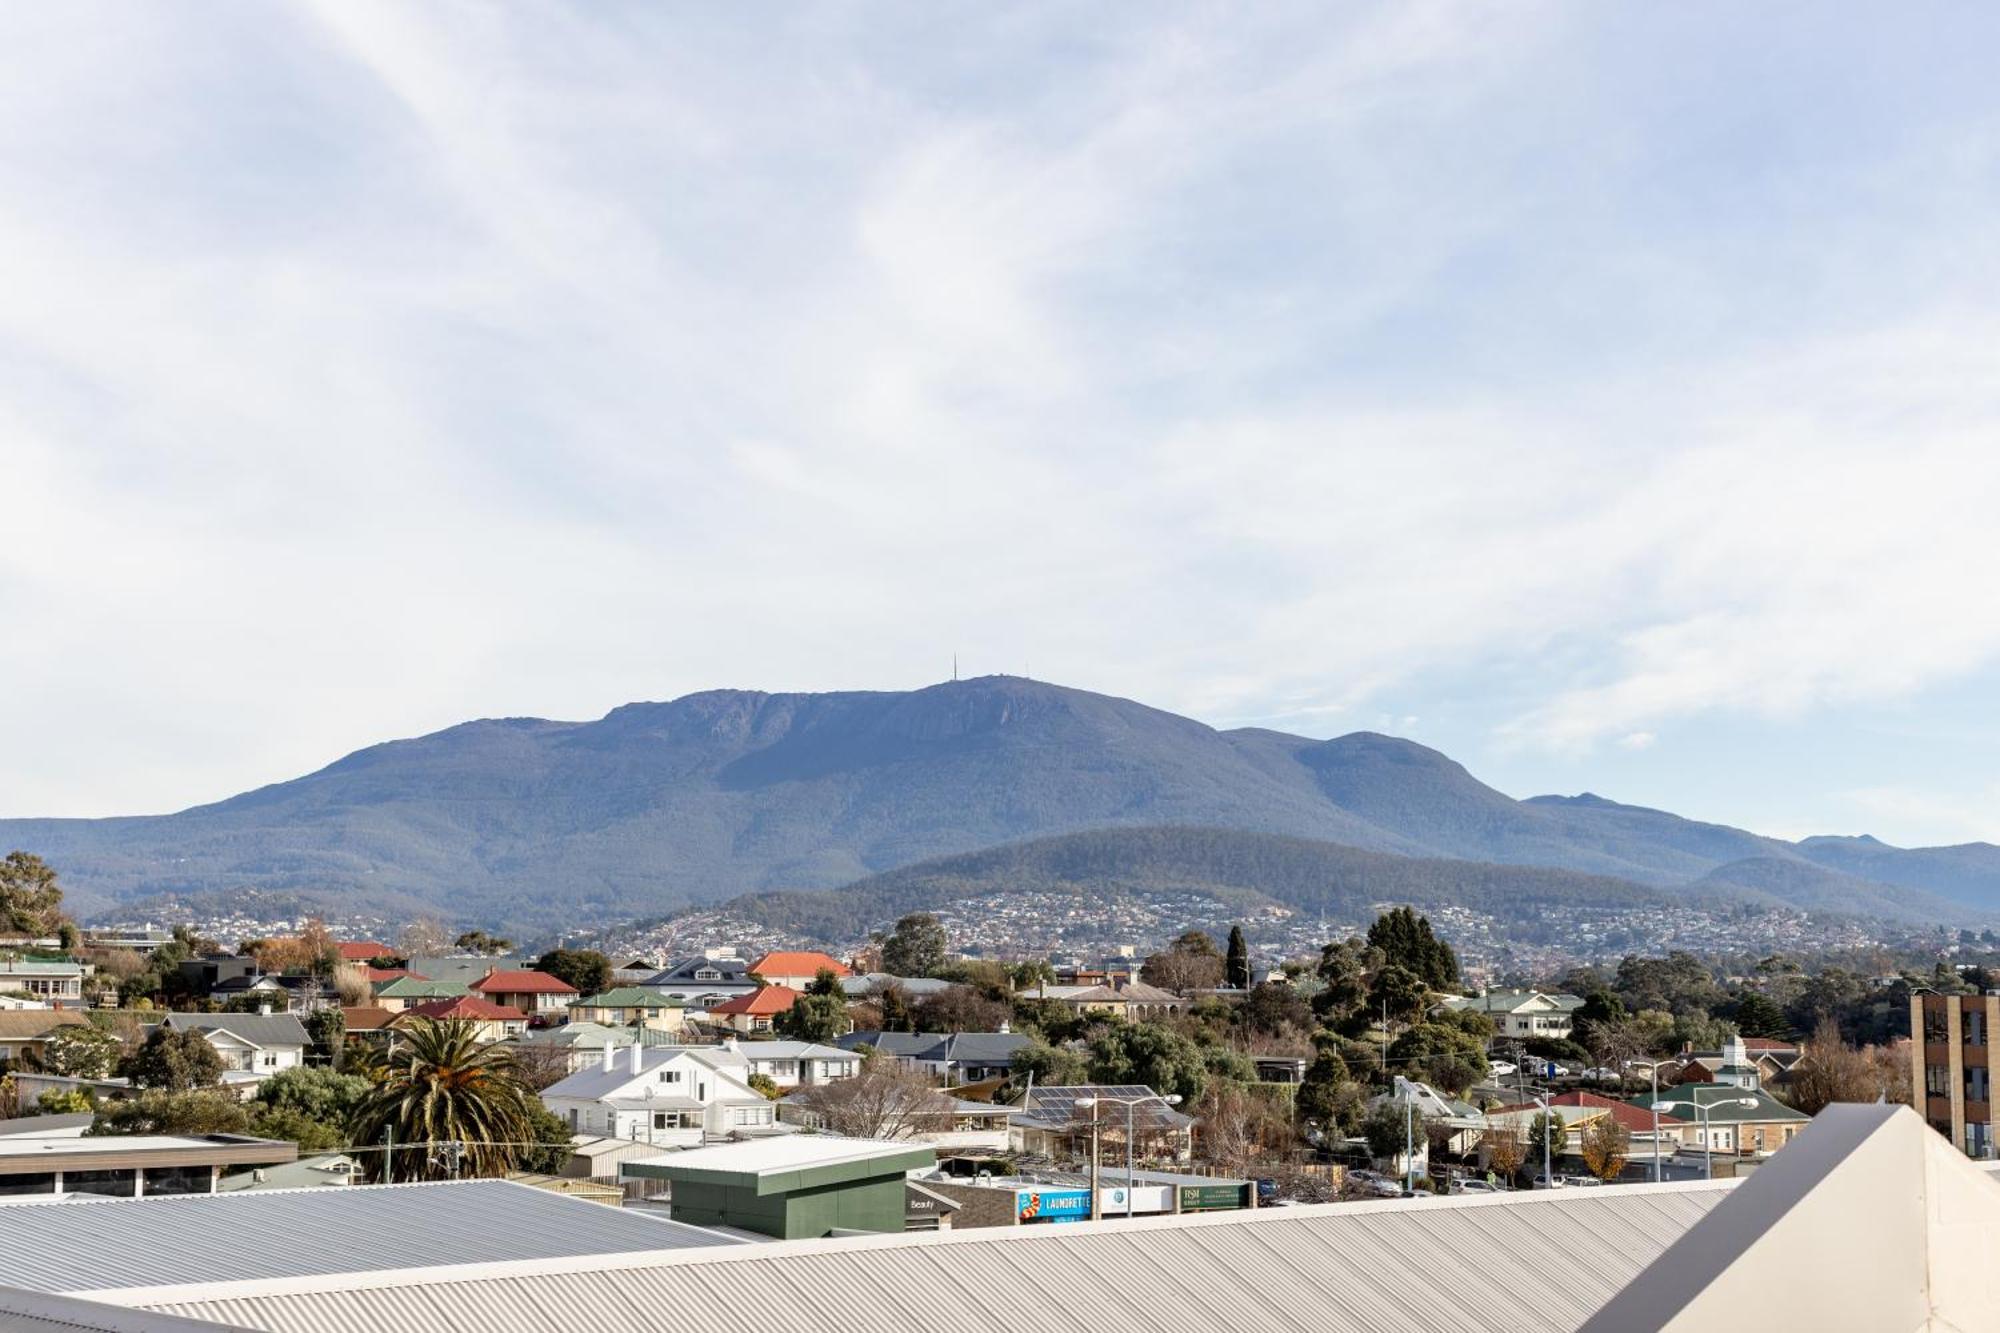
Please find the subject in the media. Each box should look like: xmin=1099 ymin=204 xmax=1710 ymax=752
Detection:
xmin=1911 ymin=991 xmax=1998 ymax=1158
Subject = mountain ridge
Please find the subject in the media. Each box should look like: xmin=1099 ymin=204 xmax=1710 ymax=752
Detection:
xmin=3 ymin=675 xmax=1995 ymax=929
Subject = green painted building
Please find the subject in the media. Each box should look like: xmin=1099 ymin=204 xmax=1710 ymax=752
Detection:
xmin=625 ymin=1137 xmax=935 ymax=1240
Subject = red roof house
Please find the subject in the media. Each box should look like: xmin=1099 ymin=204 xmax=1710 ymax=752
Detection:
xmin=746 ymin=951 xmax=853 ymax=989
xmin=336 ymin=941 xmax=394 ymax=963
xmin=706 ymin=985 xmax=803 ymax=1034
xmin=469 ymin=969 xmax=579 ymax=1015
xmin=399 ymin=995 xmax=530 ymax=1039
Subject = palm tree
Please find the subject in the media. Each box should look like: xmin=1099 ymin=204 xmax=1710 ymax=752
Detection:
xmin=349 ymin=1018 xmax=537 ymax=1181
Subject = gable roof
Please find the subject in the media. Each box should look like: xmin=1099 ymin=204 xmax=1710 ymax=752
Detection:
xmin=709 ymin=986 xmax=802 ymax=1016
xmin=375 ymin=976 xmax=469 ymax=1000
xmin=541 ymin=1047 xmax=758 ymax=1103
xmin=404 ymin=997 xmax=525 ymax=1022
xmin=1446 ymin=989 xmax=1586 ymax=1015
xmin=472 ymin=970 xmax=578 ymax=996
xmin=574 ymin=987 xmax=684 ymax=1009
xmin=163 ymin=1012 xmax=310 ymax=1049
xmin=0 ymin=1010 xmax=90 ymax=1040
xmin=645 ymin=956 xmax=754 ymax=985
xmin=747 ymin=951 xmax=851 ymax=979
xmin=1498 ymin=1091 xmax=1687 ymax=1131
xmin=339 ymin=1006 xmax=397 ymax=1031
xmin=334 ymin=942 xmax=391 ymax=962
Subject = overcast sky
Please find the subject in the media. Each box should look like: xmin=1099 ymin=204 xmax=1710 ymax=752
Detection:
xmin=3 ymin=4 xmax=1998 ymax=845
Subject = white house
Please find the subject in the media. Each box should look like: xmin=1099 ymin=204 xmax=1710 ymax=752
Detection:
xmin=163 ymin=1013 xmax=310 ymax=1082
xmin=709 ymin=1038 xmax=861 ymax=1090
xmin=540 ymin=1044 xmax=775 ymax=1148
xmin=1440 ymin=990 xmax=1585 ymax=1042
xmin=0 ymin=960 xmax=89 ymax=1005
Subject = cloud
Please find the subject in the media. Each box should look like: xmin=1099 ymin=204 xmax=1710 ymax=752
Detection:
xmin=1 ymin=3 xmax=1999 ymax=824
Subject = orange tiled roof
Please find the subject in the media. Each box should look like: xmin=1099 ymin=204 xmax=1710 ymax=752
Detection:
xmin=748 ymin=951 xmax=852 ymax=979
xmin=709 ymin=985 xmax=802 ymax=1015
xmin=336 ymin=941 xmax=393 ymax=962
xmin=470 ymin=969 xmax=578 ymax=995
xmin=403 ymin=996 xmax=524 ymax=1022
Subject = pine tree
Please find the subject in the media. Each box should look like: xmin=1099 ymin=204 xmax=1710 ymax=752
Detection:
xmin=1225 ymin=925 xmax=1252 ymax=990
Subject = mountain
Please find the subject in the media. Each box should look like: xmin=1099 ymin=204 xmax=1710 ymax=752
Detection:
xmin=3 ymin=675 xmax=1995 ymax=929
xmin=707 ymin=825 xmax=1708 ymax=945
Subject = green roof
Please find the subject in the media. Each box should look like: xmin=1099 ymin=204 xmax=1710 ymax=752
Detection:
xmin=1630 ymin=1086 xmax=1809 ymax=1123
xmin=376 ymin=977 xmax=470 ymax=999
xmin=572 ymin=987 xmax=684 ymax=1009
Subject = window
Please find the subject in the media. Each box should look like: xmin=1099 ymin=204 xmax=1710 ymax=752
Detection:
xmin=1967 ymin=1067 xmax=1990 ymax=1103
xmin=143 ymin=1165 xmax=213 ymax=1197
xmin=64 ymin=1169 xmax=137 ymax=1198
xmin=1928 ymin=1065 xmax=1953 ymax=1098
xmin=1970 ymin=1012 xmax=1987 ymax=1047
xmin=768 ymin=1060 xmax=798 ymax=1078
xmin=1925 ymin=1007 xmax=1951 ymax=1044
xmin=657 ymin=1069 xmax=681 ymax=1084
xmin=0 ymin=1173 xmax=54 ymax=1196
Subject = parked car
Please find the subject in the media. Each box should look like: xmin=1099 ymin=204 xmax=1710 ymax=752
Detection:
xmin=1488 ymin=1060 xmax=1517 ymax=1078
xmin=1580 ymin=1066 xmax=1621 ymax=1082
xmin=1345 ymin=1170 xmax=1404 ymax=1198
xmin=1453 ymin=1178 xmax=1504 ymax=1194
xmin=1532 ymin=1173 xmax=1567 ymax=1190
xmin=1563 ymin=1175 xmax=1605 ymax=1187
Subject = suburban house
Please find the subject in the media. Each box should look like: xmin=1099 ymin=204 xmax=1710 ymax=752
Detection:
xmin=1010 ymin=1085 xmax=1196 ymax=1164
xmin=706 ymin=986 xmax=804 ymax=1035
xmin=1441 ymin=989 xmax=1586 ymax=1041
xmin=509 ymin=1022 xmax=648 ymax=1074
xmin=1051 ymin=980 xmax=1185 ymax=1021
xmin=163 ymin=1012 xmax=311 ymax=1081
xmin=540 ymin=1044 xmax=773 ymax=1146
xmin=0 ymin=1009 xmax=91 ymax=1065
xmin=334 ymin=941 xmax=393 ymax=964
xmin=639 ymin=954 xmax=760 ymax=1006
xmin=471 ymin=970 xmax=579 ymax=1018
xmin=1678 ymin=1035 xmax=1801 ymax=1090
xmin=569 ymin=988 xmax=687 ymax=1032
xmin=746 ymin=951 xmax=852 ymax=991
xmin=374 ymin=977 xmax=470 ymax=1011
xmin=399 ymin=996 xmax=530 ymax=1042
xmin=1628 ymin=1081 xmax=1812 ymax=1158
xmin=338 ymin=1006 xmax=398 ymax=1042
xmin=1494 ymin=1090 xmax=1691 ymax=1163
xmin=707 ymin=1037 xmax=861 ymax=1089
xmin=836 ymin=1031 xmax=1033 ymax=1083
xmin=0 ymin=960 xmax=89 ymax=1006
xmin=779 ymin=1091 xmax=1017 ymax=1152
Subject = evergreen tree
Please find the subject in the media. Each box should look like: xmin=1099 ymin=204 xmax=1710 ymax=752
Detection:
xmin=880 ymin=913 xmax=949 ymax=978
xmin=1225 ymin=925 xmax=1252 ymax=990
xmin=122 ymin=1027 xmax=224 ymax=1092
xmin=776 ymin=969 xmax=850 ymax=1042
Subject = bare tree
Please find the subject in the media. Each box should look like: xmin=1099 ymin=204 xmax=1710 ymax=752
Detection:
xmin=1787 ymin=1019 xmax=1910 ymax=1115
xmin=330 ymin=962 xmax=371 ymax=1007
xmin=398 ymin=917 xmax=453 ymax=959
xmin=1196 ymin=1083 xmax=1292 ymax=1172
xmin=788 ymin=1059 xmax=955 ymax=1140
xmin=510 ymin=1042 xmax=577 ymax=1092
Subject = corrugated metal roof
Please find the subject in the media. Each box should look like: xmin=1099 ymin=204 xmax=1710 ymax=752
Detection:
xmin=0 ymin=1287 xmax=249 ymax=1332
xmin=118 ymin=1180 xmax=1734 ymax=1333
xmin=0 ymin=1179 xmax=740 ymax=1295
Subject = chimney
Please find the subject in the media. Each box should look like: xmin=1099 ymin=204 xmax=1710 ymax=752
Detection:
xmin=998 ymin=1020 xmax=1010 ymax=1035
xmin=629 ymin=1040 xmax=642 ymax=1075
xmin=601 ymin=1041 xmax=615 ymax=1073
xmin=722 ymin=1036 xmax=739 ymax=1053
xmin=258 ymin=1002 xmax=272 ymax=1017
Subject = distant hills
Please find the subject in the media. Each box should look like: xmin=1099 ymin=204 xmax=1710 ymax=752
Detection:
xmin=4 ymin=675 xmax=1997 ymax=931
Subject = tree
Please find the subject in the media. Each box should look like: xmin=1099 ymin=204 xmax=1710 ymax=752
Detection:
xmin=510 ymin=1042 xmax=575 ymax=1093
xmin=349 ymin=1018 xmax=540 ymax=1181
xmin=1580 ymin=1116 xmax=1630 ymax=1182
xmin=1526 ymin=1112 xmax=1565 ymax=1175
xmin=1296 ymin=1032 xmax=1357 ymax=1133
xmin=38 ymin=1024 xmax=121 ymax=1079
xmin=1362 ymin=1104 xmax=1414 ymax=1162
xmin=1368 ymin=964 xmax=1429 ymax=1028
xmin=747 ymin=1073 xmax=781 ymax=1099
xmin=1225 ymin=925 xmax=1252 ymax=990
xmin=1366 ymin=907 xmax=1459 ymax=989
xmin=878 ymin=985 xmax=917 ymax=1034
xmin=1010 ymin=960 xmax=1057 ymax=994
xmin=305 ymin=1008 xmax=346 ymax=1068
xmin=1088 ymin=1022 xmax=1207 ymax=1103
xmin=36 ymin=1088 xmax=95 ymax=1116
xmin=254 ymin=1065 xmax=370 ymax=1129
xmin=1197 ymin=1082 xmax=1291 ymax=1170
xmin=775 ymin=969 xmax=850 ymax=1042
xmin=89 ymin=1089 xmax=250 ymax=1136
xmin=248 ymin=1106 xmax=348 ymax=1152
xmin=1142 ymin=930 xmax=1226 ymax=996
xmin=790 ymin=1057 xmax=954 ymax=1139
xmin=517 ymin=1102 xmax=577 ymax=1174
xmin=1787 ymin=1019 xmax=1905 ymax=1115
xmin=1312 ymin=940 xmax=1370 ymax=1029
xmin=122 ymin=1026 xmax=224 ymax=1092
xmin=1012 ymin=1039 xmax=1090 ymax=1087
xmin=910 ymin=985 xmax=1008 ymax=1033
xmin=533 ymin=949 xmax=612 ymax=998
xmin=397 ymin=917 xmax=453 ymax=959
xmin=1235 ymin=981 xmax=1311 ymax=1038
xmin=879 ymin=913 xmax=949 ymax=979
xmin=0 ymin=851 xmax=66 ymax=938
xmin=1729 ymin=992 xmax=1790 ymax=1039
xmin=455 ymin=930 xmax=514 ymax=956
xmin=1483 ymin=1123 xmax=1526 ymax=1179
xmin=330 ymin=963 xmax=371 ymax=1008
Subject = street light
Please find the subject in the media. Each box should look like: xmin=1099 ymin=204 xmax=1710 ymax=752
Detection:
xmin=1074 ymin=1093 xmax=1183 ymax=1220
xmin=1654 ymin=1094 xmax=1760 ymax=1180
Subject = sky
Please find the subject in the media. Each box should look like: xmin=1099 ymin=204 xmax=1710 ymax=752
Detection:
xmin=2 ymin=3 xmax=1998 ymax=845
